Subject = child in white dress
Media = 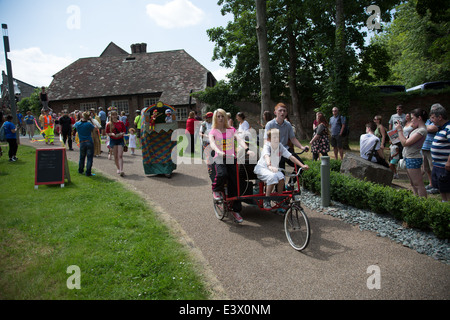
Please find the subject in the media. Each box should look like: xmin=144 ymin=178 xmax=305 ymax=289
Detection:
xmin=254 ymin=128 xmax=309 ymax=208
xmin=128 ymin=128 xmax=137 ymax=155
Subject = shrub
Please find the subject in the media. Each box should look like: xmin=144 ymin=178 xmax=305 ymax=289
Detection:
xmin=302 ymin=160 xmax=450 ymax=239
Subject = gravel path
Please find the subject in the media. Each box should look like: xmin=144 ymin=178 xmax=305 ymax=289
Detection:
xmin=22 ymin=138 xmax=450 ymax=300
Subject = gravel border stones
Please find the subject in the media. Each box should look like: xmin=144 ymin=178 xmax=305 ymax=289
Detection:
xmin=300 ymin=189 xmax=450 ymax=265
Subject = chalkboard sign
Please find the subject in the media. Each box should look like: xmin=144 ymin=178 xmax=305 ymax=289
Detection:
xmin=35 ymin=148 xmax=70 ymax=189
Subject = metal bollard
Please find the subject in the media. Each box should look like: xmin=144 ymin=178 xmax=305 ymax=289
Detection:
xmin=321 ymin=156 xmax=331 ymax=207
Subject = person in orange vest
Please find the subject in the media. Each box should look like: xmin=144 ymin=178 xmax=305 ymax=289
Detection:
xmin=42 ymin=109 xmax=55 ymax=145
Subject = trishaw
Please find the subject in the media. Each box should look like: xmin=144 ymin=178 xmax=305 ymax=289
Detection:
xmin=212 ymin=150 xmax=311 ymax=251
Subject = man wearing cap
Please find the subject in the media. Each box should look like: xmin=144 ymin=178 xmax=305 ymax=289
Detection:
xmin=134 ymin=109 xmax=142 ymax=139
xmin=200 ymin=112 xmax=214 ymax=178
xmin=42 ymin=108 xmax=55 ymax=145
xmin=200 ymin=112 xmax=213 ymax=149
xmin=165 ymin=109 xmax=174 ymax=123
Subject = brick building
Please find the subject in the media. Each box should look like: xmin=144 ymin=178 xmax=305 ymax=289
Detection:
xmin=48 ymin=42 xmax=217 ymax=123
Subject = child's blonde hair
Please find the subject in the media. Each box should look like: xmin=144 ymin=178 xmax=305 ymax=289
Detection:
xmin=266 ymin=128 xmax=280 ymax=141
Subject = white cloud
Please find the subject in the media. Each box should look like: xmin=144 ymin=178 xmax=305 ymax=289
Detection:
xmin=212 ymin=68 xmax=231 ymax=82
xmin=7 ymin=47 xmax=74 ymax=87
xmin=146 ymin=0 xmax=205 ymax=29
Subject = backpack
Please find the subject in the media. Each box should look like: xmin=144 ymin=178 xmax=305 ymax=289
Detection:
xmin=0 ymin=123 xmax=6 ymax=142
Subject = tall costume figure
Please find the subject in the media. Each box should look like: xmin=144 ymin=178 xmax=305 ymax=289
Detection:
xmin=140 ymin=102 xmax=178 ymax=178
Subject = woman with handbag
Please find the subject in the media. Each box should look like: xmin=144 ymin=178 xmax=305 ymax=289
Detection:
xmin=310 ymin=112 xmax=330 ymax=161
xmin=106 ymin=110 xmax=126 ymax=177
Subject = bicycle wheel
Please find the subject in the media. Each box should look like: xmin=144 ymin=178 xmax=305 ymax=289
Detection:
xmin=284 ymin=204 xmax=310 ymax=251
xmin=213 ymin=199 xmax=226 ymax=220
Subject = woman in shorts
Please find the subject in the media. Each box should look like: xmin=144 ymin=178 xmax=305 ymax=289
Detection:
xmin=395 ymin=108 xmax=428 ymax=197
xmin=106 ymin=110 xmax=126 ymax=176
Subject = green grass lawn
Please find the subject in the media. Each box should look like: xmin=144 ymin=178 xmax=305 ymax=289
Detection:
xmin=0 ymin=145 xmax=210 ymax=300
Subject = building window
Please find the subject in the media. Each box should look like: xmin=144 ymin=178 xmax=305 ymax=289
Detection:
xmin=111 ymin=100 xmax=129 ymax=114
xmin=144 ymin=98 xmax=160 ymax=108
xmin=176 ymin=107 xmax=188 ymax=121
xmin=80 ymin=102 xmax=97 ymax=112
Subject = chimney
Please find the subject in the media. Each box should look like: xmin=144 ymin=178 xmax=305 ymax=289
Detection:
xmin=131 ymin=43 xmax=147 ymax=54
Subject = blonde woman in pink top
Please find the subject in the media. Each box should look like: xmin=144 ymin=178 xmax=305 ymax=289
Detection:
xmin=209 ymin=109 xmax=254 ymax=223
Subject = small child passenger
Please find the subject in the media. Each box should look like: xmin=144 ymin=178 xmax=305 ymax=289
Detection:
xmin=254 ymin=128 xmax=309 ymax=209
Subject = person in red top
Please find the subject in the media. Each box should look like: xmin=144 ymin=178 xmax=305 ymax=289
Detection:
xmin=106 ymin=110 xmax=126 ymax=176
xmin=185 ymin=111 xmax=197 ymax=154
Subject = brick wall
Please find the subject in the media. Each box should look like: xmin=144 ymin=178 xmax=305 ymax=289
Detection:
xmin=232 ymin=92 xmax=449 ymax=140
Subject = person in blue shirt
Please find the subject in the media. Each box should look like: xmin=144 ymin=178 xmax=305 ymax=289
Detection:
xmin=3 ymin=115 xmax=18 ymax=162
xmin=74 ymin=112 xmax=95 ymax=176
xmin=24 ymin=111 xmax=36 ymax=139
xmin=98 ymin=107 xmax=107 ymax=139
xmin=429 ymin=104 xmax=450 ymax=202
xmin=329 ymin=107 xmax=346 ymax=160
xmin=16 ymin=110 xmax=23 ymax=125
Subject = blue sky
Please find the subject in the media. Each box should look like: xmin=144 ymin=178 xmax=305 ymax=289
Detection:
xmin=0 ymin=0 xmax=233 ymax=87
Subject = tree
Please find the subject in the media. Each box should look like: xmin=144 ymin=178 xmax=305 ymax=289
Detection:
xmin=207 ymin=0 xmax=401 ymax=134
xmin=255 ymin=0 xmax=272 ymax=123
xmin=191 ymin=80 xmax=240 ymax=116
xmin=17 ymin=88 xmax=42 ymax=115
xmin=371 ymin=0 xmax=449 ymax=87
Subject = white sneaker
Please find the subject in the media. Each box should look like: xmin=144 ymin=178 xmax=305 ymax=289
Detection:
xmin=231 ymin=211 xmax=243 ymax=223
xmin=213 ymin=191 xmax=223 ymax=201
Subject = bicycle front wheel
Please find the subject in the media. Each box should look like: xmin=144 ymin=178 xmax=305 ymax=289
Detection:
xmin=213 ymin=200 xmax=226 ymax=221
xmin=284 ymin=204 xmax=310 ymax=251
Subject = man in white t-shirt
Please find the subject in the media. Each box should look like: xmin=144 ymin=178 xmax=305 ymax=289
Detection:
xmin=360 ymin=121 xmax=388 ymax=167
xmin=389 ymin=104 xmax=406 ymax=131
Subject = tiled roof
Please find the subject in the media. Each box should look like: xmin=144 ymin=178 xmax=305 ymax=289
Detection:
xmin=49 ymin=49 xmax=216 ymax=106
xmin=100 ymin=42 xmax=129 ymax=57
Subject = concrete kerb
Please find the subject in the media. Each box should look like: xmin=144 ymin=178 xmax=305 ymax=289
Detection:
xmin=120 ymin=182 xmax=229 ymax=300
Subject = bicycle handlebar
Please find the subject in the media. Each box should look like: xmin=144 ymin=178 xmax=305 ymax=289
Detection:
xmin=296 ymin=147 xmax=309 ymax=155
xmin=278 ymin=167 xmax=303 ymax=178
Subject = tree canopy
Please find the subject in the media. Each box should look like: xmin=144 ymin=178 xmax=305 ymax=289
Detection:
xmin=371 ymin=0 xmax=450 ymax=87
xmin=203 ymin=0 xmax=446 ymax=133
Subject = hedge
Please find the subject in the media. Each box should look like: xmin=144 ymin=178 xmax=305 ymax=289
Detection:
xmin=301 ymin=160 xmax=450 ymax=239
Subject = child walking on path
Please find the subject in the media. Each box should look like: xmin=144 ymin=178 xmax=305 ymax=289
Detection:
xmin=128 ymin=128 xmax=137 ymax=155
xmin=254 ymin=128 xmax=309 ymax=209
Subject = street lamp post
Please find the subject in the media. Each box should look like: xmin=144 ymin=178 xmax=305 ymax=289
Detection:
xmin=2 ymin=23 xmax=18 ymax=125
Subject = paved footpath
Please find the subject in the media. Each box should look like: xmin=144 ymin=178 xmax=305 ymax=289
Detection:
xmin=22 ymin=137 xmax=450 ymax=300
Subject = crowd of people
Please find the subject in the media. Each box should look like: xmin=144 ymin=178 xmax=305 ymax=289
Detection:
xmin=2 ymin=96 xmax=449 ymax=205
xmin=359 ymin=103 xmax=449 ymax=202
xmin=1 ymin=103 xmax=135 ymax=178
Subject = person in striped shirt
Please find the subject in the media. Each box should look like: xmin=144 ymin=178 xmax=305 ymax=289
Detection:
xmin=430 ymin=104 xmax=450 ymax=202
